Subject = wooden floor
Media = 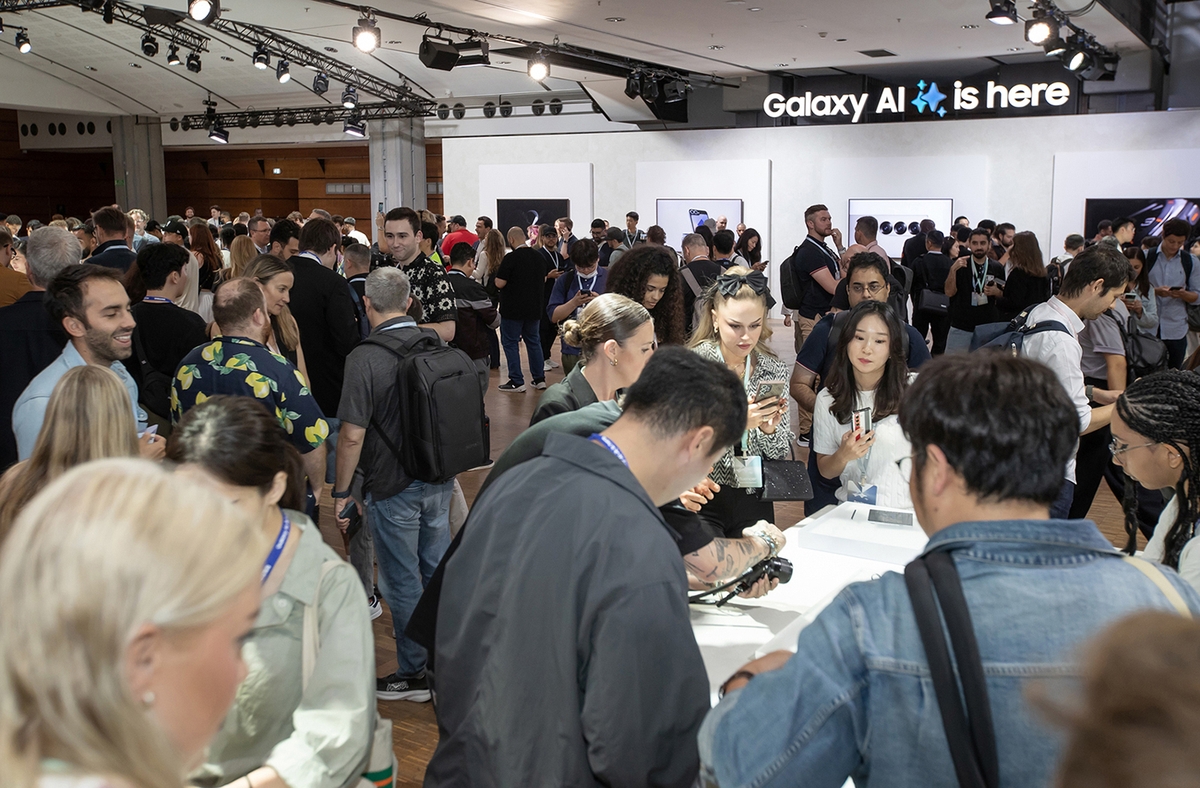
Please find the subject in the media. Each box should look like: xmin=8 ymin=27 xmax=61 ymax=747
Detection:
xmin=313 ymin=319 xmax=1131 ymax=786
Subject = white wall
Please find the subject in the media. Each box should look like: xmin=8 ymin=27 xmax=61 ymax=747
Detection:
xmin=444 ymin=108 xmax=1200 ymax=280
xmin=478 ymin=162 xmax=594 ymax=230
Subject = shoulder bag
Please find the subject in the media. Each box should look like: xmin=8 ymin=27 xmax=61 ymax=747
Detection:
xmin=759 ymin=441 xmax=814 ymax=503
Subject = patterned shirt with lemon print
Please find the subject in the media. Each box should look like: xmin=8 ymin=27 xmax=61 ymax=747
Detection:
xmin=172 ymin=336 xmax=329 ymax=453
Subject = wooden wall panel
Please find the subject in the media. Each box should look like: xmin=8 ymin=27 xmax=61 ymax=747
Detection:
xmin=0 ymin=109 xmax=115 ymax=222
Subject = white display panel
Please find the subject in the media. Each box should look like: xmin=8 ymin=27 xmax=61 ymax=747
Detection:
xmin=848 ymin=199 xmax=954 ymax=260
xmin=655 ymin=199 xmax=745 ymax=249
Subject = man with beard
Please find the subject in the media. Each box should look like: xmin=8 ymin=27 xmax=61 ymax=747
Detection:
xmin=12 ymin=264 xmax=158 ymax=460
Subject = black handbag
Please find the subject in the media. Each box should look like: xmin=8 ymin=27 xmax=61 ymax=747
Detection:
xmin=905 ymin=551 xmax=999 ymax=788
xmin=917 ymin=289 xmax=950 ymax=317
xmin=759 ymin=443 xmax=814 ymax=502
xmin=1112 ymin=309 xmax=1168 ymax=382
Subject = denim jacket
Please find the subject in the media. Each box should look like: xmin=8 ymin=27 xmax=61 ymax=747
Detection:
xmin=699 ymin=518 xmax=1200 ymax=788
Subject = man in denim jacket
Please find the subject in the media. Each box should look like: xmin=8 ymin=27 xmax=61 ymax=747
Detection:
xmin=699 ymin=353 xmax=1200 ymax=788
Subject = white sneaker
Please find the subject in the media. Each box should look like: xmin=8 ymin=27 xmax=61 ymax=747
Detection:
xmin=544 ymin=358 xmax=560 ymax=369
xmin=367 ymin=594 xmax=382 ymax=621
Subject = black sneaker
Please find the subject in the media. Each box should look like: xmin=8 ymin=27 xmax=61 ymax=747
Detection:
xmin=498 ymin=379 xmax=526 ymax=393
xmin=531 ymin=378 xmax=547 ymax=390
xmin=376 ymin=671 xmax=432 ymax=702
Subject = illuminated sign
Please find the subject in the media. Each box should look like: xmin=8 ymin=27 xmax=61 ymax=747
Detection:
xmin=762 ymin=78 xmax=1073 ymax=123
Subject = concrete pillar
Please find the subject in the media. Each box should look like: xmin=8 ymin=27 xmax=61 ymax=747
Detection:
xmin=369 ymin=117 xmax=426 ymax=218
xmin=111 ymin=116 xmax=167 ymax=218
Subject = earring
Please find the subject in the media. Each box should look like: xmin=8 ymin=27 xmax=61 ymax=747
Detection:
xmin=141 ymin=690 xmax=156 ymax=707
xmin=610 ymin=358 xmax=617 ymax=367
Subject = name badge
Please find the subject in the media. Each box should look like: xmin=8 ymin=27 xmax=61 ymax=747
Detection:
xmin=971 ymin=292 xmax=988 ymax=307
xmin=731 ymin=455 xmax=763 ymax=489
xmin=846 ymin=481 xmax=879 ymax=505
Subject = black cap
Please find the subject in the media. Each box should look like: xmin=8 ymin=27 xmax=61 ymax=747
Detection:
xmin=162 ymin=219 xmax=187 ymax=236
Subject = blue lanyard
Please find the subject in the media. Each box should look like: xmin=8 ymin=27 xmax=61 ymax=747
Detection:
xmin=142 ymin=296 xmax=172 ymax=304
xmin=261 ymin=511 xmax=292 ymax=585
xmin=589 ymin=433 xmax=628 ymax=467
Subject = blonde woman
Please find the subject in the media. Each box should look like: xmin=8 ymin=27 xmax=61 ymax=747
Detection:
xmin=242 ymin=254 xmax=310 ymax=385
xmin=478 ymin=228 xmax=507 ymax=368
xmin=0 ymin=365 xmax=154 ymax=539
xmin=530 ymin=293 xmax=654 ymax=425
xmin=226 ymin=235 xmax=258 ymax=280
xmin=688 ymin=266 xmax=794 ymax=537
xmin=0 ymin=459 xmax=265 ymax=788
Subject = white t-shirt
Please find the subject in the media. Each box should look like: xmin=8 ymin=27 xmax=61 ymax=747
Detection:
xmin=1143 ymin=496 xmax=1200 ymax=595
xmin=813 ymin=385 xmax=913 ymax=510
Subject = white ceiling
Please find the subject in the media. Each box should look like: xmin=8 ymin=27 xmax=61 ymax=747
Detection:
xmin=0 ymin=0 xmax=1148 ymax=117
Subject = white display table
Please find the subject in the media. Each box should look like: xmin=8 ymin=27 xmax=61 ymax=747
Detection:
xmin=690 ymin=502 xmax=928 ymax=702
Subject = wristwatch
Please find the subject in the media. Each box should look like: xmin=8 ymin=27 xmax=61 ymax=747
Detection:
xmin=331 ymin=489 xmax=351 ymax=499
xmin=719 ymin=670 xmax=757 ymax=699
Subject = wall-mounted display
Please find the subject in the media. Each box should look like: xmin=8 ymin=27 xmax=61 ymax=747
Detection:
xmin=655 ymin=198 xmax=744 ymax=249
xmin=1083 ymin=198 xmax=1200 ymax=244
xmin=848 ymin=198 xmax=954 ymax=260
xmin=496 ymin=199 xmax=572 ymax=239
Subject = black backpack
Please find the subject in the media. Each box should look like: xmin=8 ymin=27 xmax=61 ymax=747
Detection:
xmin=361 ymin=329 xmax=490 ymax=484
xmin=1111 ymin=308 xmax=1169 ymax=382
xmin=970 ymin=309 xmax=1071 ymax=353
xmin=779 ymin=245 xmax=805 ymax=310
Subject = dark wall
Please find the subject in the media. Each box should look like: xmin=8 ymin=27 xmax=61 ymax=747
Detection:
xmin=0 ymin=109 xmax=116 ymax=223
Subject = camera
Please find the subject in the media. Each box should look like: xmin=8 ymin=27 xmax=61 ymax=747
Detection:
xmin=734 ymin=556 xmax=793 ymax=595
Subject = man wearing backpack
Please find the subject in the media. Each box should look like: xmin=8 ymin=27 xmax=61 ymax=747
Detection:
xmin=679 ymin=233 xmax=721 ymax=335
xmin=700 ymin=352 xmax=1200 ymax=788
xmin=788 ymin=204 xmax=845 ymax=356
xmin=1146 ymin=218 xmax=1199 ymax=369
xmin=335 ymin=267 xmax=460 ymax=704
xmin=1017 ymin=243 xmax=1129 ymax=518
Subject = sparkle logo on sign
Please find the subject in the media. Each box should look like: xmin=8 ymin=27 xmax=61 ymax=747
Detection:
xmin=911 ymin=80 xmax=947 ymax=118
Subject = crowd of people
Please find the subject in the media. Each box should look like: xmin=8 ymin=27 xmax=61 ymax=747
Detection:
xmin=1 ymin=197 xmax=1199 ymax=788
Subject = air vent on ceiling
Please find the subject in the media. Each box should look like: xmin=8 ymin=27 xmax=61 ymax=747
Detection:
xmin=858 ymin=49 xmax=897 ymax=58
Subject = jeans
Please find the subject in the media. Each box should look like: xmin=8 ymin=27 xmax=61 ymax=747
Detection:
xmin=1049 ymin=478 xmax=1075 ymax=520
xmin=500 ymin=317 xmax=544 ymax=385
xmin=1164 ymin=336 xmax=1188 ymax=369
xmin=367 ymin=479 xmax=453 ymax=677
xmin=912 ymin=312 xmax=950 ymax=355
xmin=945 ymin=326 xmax=974 ymax=353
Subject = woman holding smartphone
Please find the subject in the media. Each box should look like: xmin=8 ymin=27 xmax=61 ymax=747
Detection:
xmin=1122 ymin=247 xmax=1159 ymax=335
xmin=688 ymin=267 xmax=793 ymax=537
xmin=813 ymin=300 xmax=915 ymax=509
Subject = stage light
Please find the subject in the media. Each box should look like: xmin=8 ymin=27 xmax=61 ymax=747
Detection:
xmin=188 ymin=0 xmax=220 ymax=25
xmin=312 ymin=72 xmax=329 ymax=94
xmin=181 ymin=116 xmax=192 ymax=131
xmin=1025 ymin=11 xmax=1057 ymax=44
xmin=276 ymin=59 xmax=291 ymax=83
xmin=531 ymin=99 xmax=545 ymax=116
xmin=1062 ymin=35 xmax=1092 ymax=72
xmin=141 ymin=33 xmax=158 ymax=57
xmin=1042 ymin=33 xmax=1067 ymax=57
xmin=662 ymin=79 xmax=687 ymax=102
xmin=353 ymin=17 xmax=379 ymax=53
xmin=186 ymin=52 xmax=202 ymax=72
xmin=985 ymin=0 xmax=1018 ymax=25
xmin=499 ymin=100 xmax=512 ymax=118
xmin=452 ymin=102 xmax=465 ymax=119
xmin=527 ymin=52 xmax=549 ymax=81
xmin=640 ymin=74 xmax=659 ymax=102
xmin=341 ymin=85 xmax=358 ymax=109
xmin=419 ymin=36 xmax=460 ymax=70
xmin=208 ymin=123 xmax=228 ymax=143
xmin=102 ymin=0 xmax=113 ymax=24
xmin=483 ymin=101 xmax=496 ymax=118
xmin=455 ymin=39 xmax=490 ymax=67
xmin=15 ymin=30 xmax=30 ymax=54
xmin=343 ymin=115 xmax=366 ymax=137
xmin=436 ymin=103 xmax=449 ymax=120
xmin=549 ymin=97 xmax=562 ymax=115
xmin=166 ymin=43 xmax=181 ymax=65
xmin=252 ymin=42 xmax=270 ymax=70
xmin=624 ymin=71 xmax=641 ymax=99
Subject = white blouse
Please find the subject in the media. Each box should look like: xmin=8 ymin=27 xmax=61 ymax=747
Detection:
xmin=1143 ymin=496 xmax=1200 ymax=594
xmin=813 ymin=386 xmax=913 ymax=510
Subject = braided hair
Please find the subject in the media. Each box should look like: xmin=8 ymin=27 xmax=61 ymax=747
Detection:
xmin=1116 ymin=370 xmax=1200 ymax=565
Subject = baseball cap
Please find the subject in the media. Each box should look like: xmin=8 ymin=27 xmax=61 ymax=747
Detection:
xmin=162 ymin=219 xmax=187 ymax=236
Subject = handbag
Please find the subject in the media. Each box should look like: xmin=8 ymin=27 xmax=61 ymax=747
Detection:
xmin=917 ymin=289 xmax=950 ymax=317
xmin=759 ymin=442 xmax=814 ymax=502
xmin=1112 ymin=310 xmax=1168 ymax=382
xmin=303 ymin=561 xmax=397 ymax=788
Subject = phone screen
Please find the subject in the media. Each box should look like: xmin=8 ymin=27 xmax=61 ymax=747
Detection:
xmin=755 ymin=380 xmax=786 ymax=401
xmin=689 ymin=209 xmax=709 ymax=230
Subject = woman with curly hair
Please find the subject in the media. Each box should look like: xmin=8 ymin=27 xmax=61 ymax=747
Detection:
xmin=605 ymin=244 xmax=686 ymax=345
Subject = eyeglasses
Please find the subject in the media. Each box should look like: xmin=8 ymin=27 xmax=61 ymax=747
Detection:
xmin=849 ymin=282 xmax=886 ymax=295
xmin=895 ymin=455 xmax=913 ymax=483
xmin=1109 ymin=438 xmax=1157 ymax=458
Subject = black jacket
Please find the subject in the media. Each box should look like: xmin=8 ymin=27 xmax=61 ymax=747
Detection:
xmin=0 ymin=291 xmax=67 ymax=468
xmin=286 ymin=253 xmax=361 ymax=415
xmin=88 ymin=240 xmax=137 ymax=273
xmin=446 ymin=269 xmax=498 ymax=361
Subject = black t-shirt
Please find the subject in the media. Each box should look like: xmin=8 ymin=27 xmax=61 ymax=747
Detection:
xmin=124 ymin=300 xmax=208 ymax=383
xmin=948 ymin=258 xmax=1006 ymax=331
xmin=793 ymin=237 xmax=841 ymax=319
xmin=496 ymin=247 xmax=553 ymax=320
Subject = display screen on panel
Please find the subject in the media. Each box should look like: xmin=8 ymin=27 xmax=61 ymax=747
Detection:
xmin=656 ymin=199 xmax=744 ymax=249
xmin=848 ymin=199 xmax=954 ymax=260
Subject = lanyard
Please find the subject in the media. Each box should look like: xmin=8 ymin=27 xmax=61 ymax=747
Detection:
xmin=576 ymin=271 xmax=597 ymax=292
xmin=548 ymin=249 xmax=562 ymax=269
xmin=806 ymin=236 xmax=838 ymax=264
xmin=261 ymin=511 xmax=292 ymax=585
xmin=739 ymin=353 xmax=753 ymax=452
xmin=971 ymin=259 xmax=988 ymax=293
xmin=589 ymin=433 xmax=629 ymax=467
xmin=142 ymin=296 xmax=172 ymax=304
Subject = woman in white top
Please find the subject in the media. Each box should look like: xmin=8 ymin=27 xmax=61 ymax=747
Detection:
xmin=1111 ymin=370 xmax=1200 ymax=591
xmin=0 ymin=460 xmax=264 ymax=788
xmin=813 ymin=300 xmax=915 ymax=509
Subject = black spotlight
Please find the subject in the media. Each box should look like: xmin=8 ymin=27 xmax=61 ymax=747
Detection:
xmin=186 ymin=52 xmax=201 ymax=73
xmin=141 ymin=33 xmax=158 ymax=57
xmin=624 ymin=71 xmax=641 ymax=99
xmin=499 ymin=100 xmax=512 ymax=118
xmin=452 ymin=102 xmax=466 ymax=119
xmin=531 ymin=99 xmax=545 ymax=116
xmin=353 ymin=16 xmax=379 ymax=53
xmin=181 ymin=116 xmax=192 ymax=131
xmin=236 ymin=115 xmax=247 ymax=128
xmin=252 ymin=42 xmax=270 ymax=70
xmin=1024 ymin=10 xmax=1058 ymax=45
xmin=549 ymin=97 xmax=562 ymax=115
xmin=169 ymin=117 xmax=179 ymax=131
xmin=312 ymin=72 xmax=329 ymax=95
xmin=985 ymin=0 xmax=1018 ymax=25
xmin=419 ymin=36 xmax=460 ymax=71
xmin=166 ymin=43 xmax=181 ymax=66
xmin=188 ymin=0 xmax=220 ymax=25
xmin=276 ymin=59 xmax=291 ymax=84
xmin=285 ymin=111 xmax=296 ymax=127
xmin=343 ymin=114 xmax=366 ymax=137
xmin=482 ymin=101 xmax=496 ymax=118
xmin=640 ymin=74 xmax=660 ymax=103
xmin=208 ymin=123 xmax=229 ymax=144
xmin=662 ymin=79 xmax=687 ymax=102
xmin=273 ymin=115 xmax=284 ymax=127
xmin=15 ymin=30 xmax=31 ymax=54
xmin=1062 ymin=35 xmax=1093 ymax=72
xmin=249 ymin=112 xmax=260 ymax=128
xmin=341 ymin=85 xmax=358 ymax=109
xmin=436 ymin=103 xmax=450 ymax=120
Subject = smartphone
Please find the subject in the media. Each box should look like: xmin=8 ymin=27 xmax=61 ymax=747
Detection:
xmin=868 ymin=509 xmax=914 ymax=527
xmin=579 ymin=289 xmax=593 ymax=297
xmin=1123 ymin=292 xmax=1138 ymax=301
xmin=339 ymin=500 xmax=362 ymax=540
xmin=689 ymin=209 xmax=709 ymax=230
xmin=852 ymin=407 xmax=873 ymax=436
xmin=1170 ymin=286 xmax=1184 ymax=291
xmin=755 ymin=380 xmax=786 ymax=401
xmin=377 ymin=202 xmax=384 ymax=214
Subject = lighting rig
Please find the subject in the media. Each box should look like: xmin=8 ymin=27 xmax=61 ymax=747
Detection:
xmin=985 ymin=0 xmax=1121 ymax=80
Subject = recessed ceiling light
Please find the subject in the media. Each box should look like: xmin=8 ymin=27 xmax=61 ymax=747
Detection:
xmin=324 ymin=46 xmax=338 ymax=52
xmin=220 ymin=55 xmax=234 ymax=61
xmin=726 ymin=0 xmax=746 ymax=4
xmin=128 ymin=62 xmax=142 ymax=68
xmin=386 ymin=40 xmax=401 ymax=44
xmin=777 ymin=63 xmax=788 ymax=67
xmin=1008 ymin=46 xmax=1022 ymax=51
xmin=709 ymin=44 xmax=725 ymax=50
xmin=496 ymin=60 xmax=511 ymax=64
xmin=85 ymin=65 xmax=97 ymax=71
xmin=748 ymin=6 xmax=762 ymax=10
xmin=605 ymin=16 xmax=624 ymax=22
xmin=962 ymin=24 xmax=979 ymax=29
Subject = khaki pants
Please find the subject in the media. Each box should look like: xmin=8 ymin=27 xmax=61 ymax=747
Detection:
xmin=793 ymin=313 xmax=819 ymax=436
